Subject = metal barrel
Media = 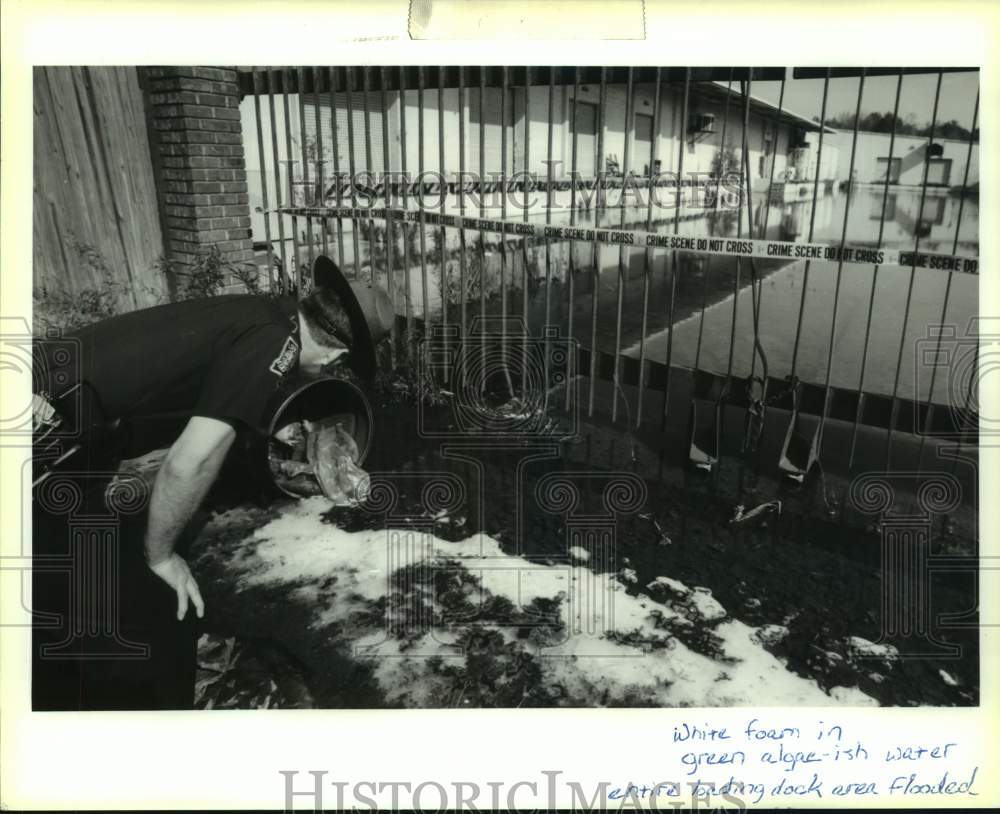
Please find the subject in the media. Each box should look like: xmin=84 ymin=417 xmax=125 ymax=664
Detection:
xmin=264 ymin=375 xmax=374 ymax=498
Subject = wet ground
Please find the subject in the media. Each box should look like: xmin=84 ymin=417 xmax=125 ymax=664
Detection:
xmin=189 ymin=385 xmax=979 ymax=709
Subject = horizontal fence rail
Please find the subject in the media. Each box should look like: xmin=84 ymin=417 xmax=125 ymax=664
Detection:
xmin=241 ymin=65 xmax=981 ymax=483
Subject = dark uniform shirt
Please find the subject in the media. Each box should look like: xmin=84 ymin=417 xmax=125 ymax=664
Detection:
xmin=38 ymin=294 xmax=301 ymax=440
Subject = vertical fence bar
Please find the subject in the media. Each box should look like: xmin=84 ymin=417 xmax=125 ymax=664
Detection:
xmin=692 ymin=70 xmax=732 ymax=378
xmin=788 ymin=69 xmax=830 ymax=379
xmin=611 ymin=67 xmax=634 ymax=423
xmin=747 ymin=74 xmax=786 ymax=384
xmin=480 ymin=65 xmax=489 ymax=391
xmin=635 ymin=67 xmax=662 ymax=427
xmin=500 ymin=66 xmax=512 ymax=397
xmin=296 ymin=67 xmax=315 ymax=277
xmin=587 ymin=67 xmax=607 ymax=417
xmin=816 ymin=71 xmax=866 ymax=452
xmin=724 ymin=75 xmax=752 ymax=385
xmin=251 ymin=69 xmax=276 ymax=292
xmin=916 ymin=88 xmax=979 ymax=472
xmin=398 ymin=66 xmax=414 ymax=364
xmin=380 ymin=67 xmax=397 ymax=369
xmin=312 ymin=67 xmax=329 ymax=258
xmin=848 ymin=70 xmax=904 ymax=472
xmin=266 ymin=69 xmax=288 ymax=292
xmin=945 ymin=91 xmax=981 ymax=455
xmin=362 ymin=67 xmax=377 ymax=284
xmin=327 ymin=67 xmax=347 ymax=272
xmin=885 ymin=70 xmax=944 ymax=471
xmin=345 ymin=67 xmax=362 ymax=275
xmin=458 ymin=66 xmax=470 ymax=383
xmin=661 ymin=68 xmax=690 ymax=427
xmin=438 ymin=65 xmax=449 ymax=372
xmin=521 ymin=66 xmax=531 ymax=396
xmin=565 ymin=66 xmax=581 ymax=412
xmin=738 ymin=73 xmax=770 ymax=472
xmin=281 ymin=68 xmax=301 ymax=288
xmin=416 ymin=66 xmax=431 ymax=334
xmin=543 ymin=66 xmax=556 ymax=412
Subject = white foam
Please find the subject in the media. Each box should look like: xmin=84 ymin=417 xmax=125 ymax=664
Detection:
xmin=219 ymin=499 xmax=877 ymax=707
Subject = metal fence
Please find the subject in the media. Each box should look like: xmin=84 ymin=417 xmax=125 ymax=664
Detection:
xmin=238 ymin=66 xmax=980 ymax=484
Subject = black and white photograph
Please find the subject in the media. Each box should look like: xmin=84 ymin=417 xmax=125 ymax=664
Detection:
xmin=27 ymin=62 xmax=981 ymax=710
xmin=3 ymin=0 xmax=999 ymax=811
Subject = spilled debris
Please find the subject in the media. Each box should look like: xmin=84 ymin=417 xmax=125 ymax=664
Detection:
xmin=730 ymin=500 xmax=782 ymax=526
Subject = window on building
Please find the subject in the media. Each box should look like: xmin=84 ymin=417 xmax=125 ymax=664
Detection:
xmin=870 ymin=192 xmax=897 ymax=221
xmin=570 ymin=99 xmax=599 ymax=178
xmin=926 ymin=158 xmax=952 ymax=186
xmin=688 ymin=112 xmax=715 ymax=135
xmin=923 ymin=195 xmax=947 ymax=224
xmin=633 ymin=113 xmax=654 ymax=175
xmin=875 ymin=157 xmax=901 ymax=184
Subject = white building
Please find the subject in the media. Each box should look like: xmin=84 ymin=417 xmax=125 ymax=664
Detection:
xmin=830 ymin=130 xmax=979 ymax=189
xmin=239 ymin=75 xmax=838 ymax=243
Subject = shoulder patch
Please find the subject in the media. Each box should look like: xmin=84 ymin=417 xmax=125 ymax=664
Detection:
xmin=268 ymin=335 xmax=299 ymax=377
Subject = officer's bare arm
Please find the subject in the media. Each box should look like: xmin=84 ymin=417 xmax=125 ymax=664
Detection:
xmin=145 ymin=416 xmax=236 ymax=620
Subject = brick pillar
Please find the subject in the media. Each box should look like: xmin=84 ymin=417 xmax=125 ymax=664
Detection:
xmin=146 ymin=66 xmax=255 ymax=291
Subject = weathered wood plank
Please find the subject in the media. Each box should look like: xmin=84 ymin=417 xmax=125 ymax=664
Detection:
xmin=33 ymin=66 xmax=167 ymax=315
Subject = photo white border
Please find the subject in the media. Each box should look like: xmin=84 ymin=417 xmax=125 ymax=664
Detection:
xmin=2 ymin=0 xmax=998 ymax=809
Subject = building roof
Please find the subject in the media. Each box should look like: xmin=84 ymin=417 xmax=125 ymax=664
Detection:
xmin=833 ymin=129 xmax=977 ymax=145
xmin=703 ymin=81 xmax=838 ymax=134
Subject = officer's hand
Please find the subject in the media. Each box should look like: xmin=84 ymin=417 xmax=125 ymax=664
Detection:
xmin=149 ymin=554 xmax=205 ymax=621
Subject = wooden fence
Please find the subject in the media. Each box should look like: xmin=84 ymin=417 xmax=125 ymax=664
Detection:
xmin=33 ymin=66 xmax=167 ymax=312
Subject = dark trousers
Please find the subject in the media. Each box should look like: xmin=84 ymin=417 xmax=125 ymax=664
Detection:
xmin=31 ymin=471 xmax=199 ymax=711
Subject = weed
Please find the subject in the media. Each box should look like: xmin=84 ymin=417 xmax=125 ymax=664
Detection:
xmin=231 ymin=262 xmax=263 ymax=296
xmin=33 ymin=237 xmax=149 ymax=334
xmin=159 ymin=245 xmax=266 ymax=300
xmin=171 ymin=246 xmax=228 ymax=299
xmin=35 ymin=238 xmax=268 ymax=335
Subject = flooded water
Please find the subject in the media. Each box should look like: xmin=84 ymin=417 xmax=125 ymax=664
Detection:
xmin=306 ymin=186 xmax=978 ymax=406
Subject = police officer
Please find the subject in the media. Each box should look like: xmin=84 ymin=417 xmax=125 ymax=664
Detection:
xmin=32 ymin=255 xmax=393 ymax=709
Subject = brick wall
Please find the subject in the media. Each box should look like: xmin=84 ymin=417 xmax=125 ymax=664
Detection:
xmin=146 ymin=67 xmax=261 ymax=293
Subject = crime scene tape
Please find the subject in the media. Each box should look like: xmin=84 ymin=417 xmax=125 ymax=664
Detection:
xmin=278 ymin=206 xmax=980 ymax=275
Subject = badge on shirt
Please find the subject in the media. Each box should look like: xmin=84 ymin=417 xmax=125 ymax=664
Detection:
xmin=269 ymin=335 xmax=299 ymax=377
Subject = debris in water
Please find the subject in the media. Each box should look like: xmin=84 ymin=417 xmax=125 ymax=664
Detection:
xmin=847 ymin=636 xmax=899 ymax=662
xmin=730 ymin=500 xmax=782 ymax=526
xmin=194 ymin=633 xmax=314 ymax=709
xmin=646 ymin=576 xmax=690 ymax=599
xmin=939 ymin=668 xmax=959 ymax=687
xmin=648 ymin=515 xmax=673 ymax=546
xmin=618 ymin=566 xmax=638 ymax=584
xmin=750 ymin=624 xmax=789 ymax=648
xmin=688 ymin=587 xmax=727 ymax=623
xmin=646 ymin=578 xmax=726 ymax=624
